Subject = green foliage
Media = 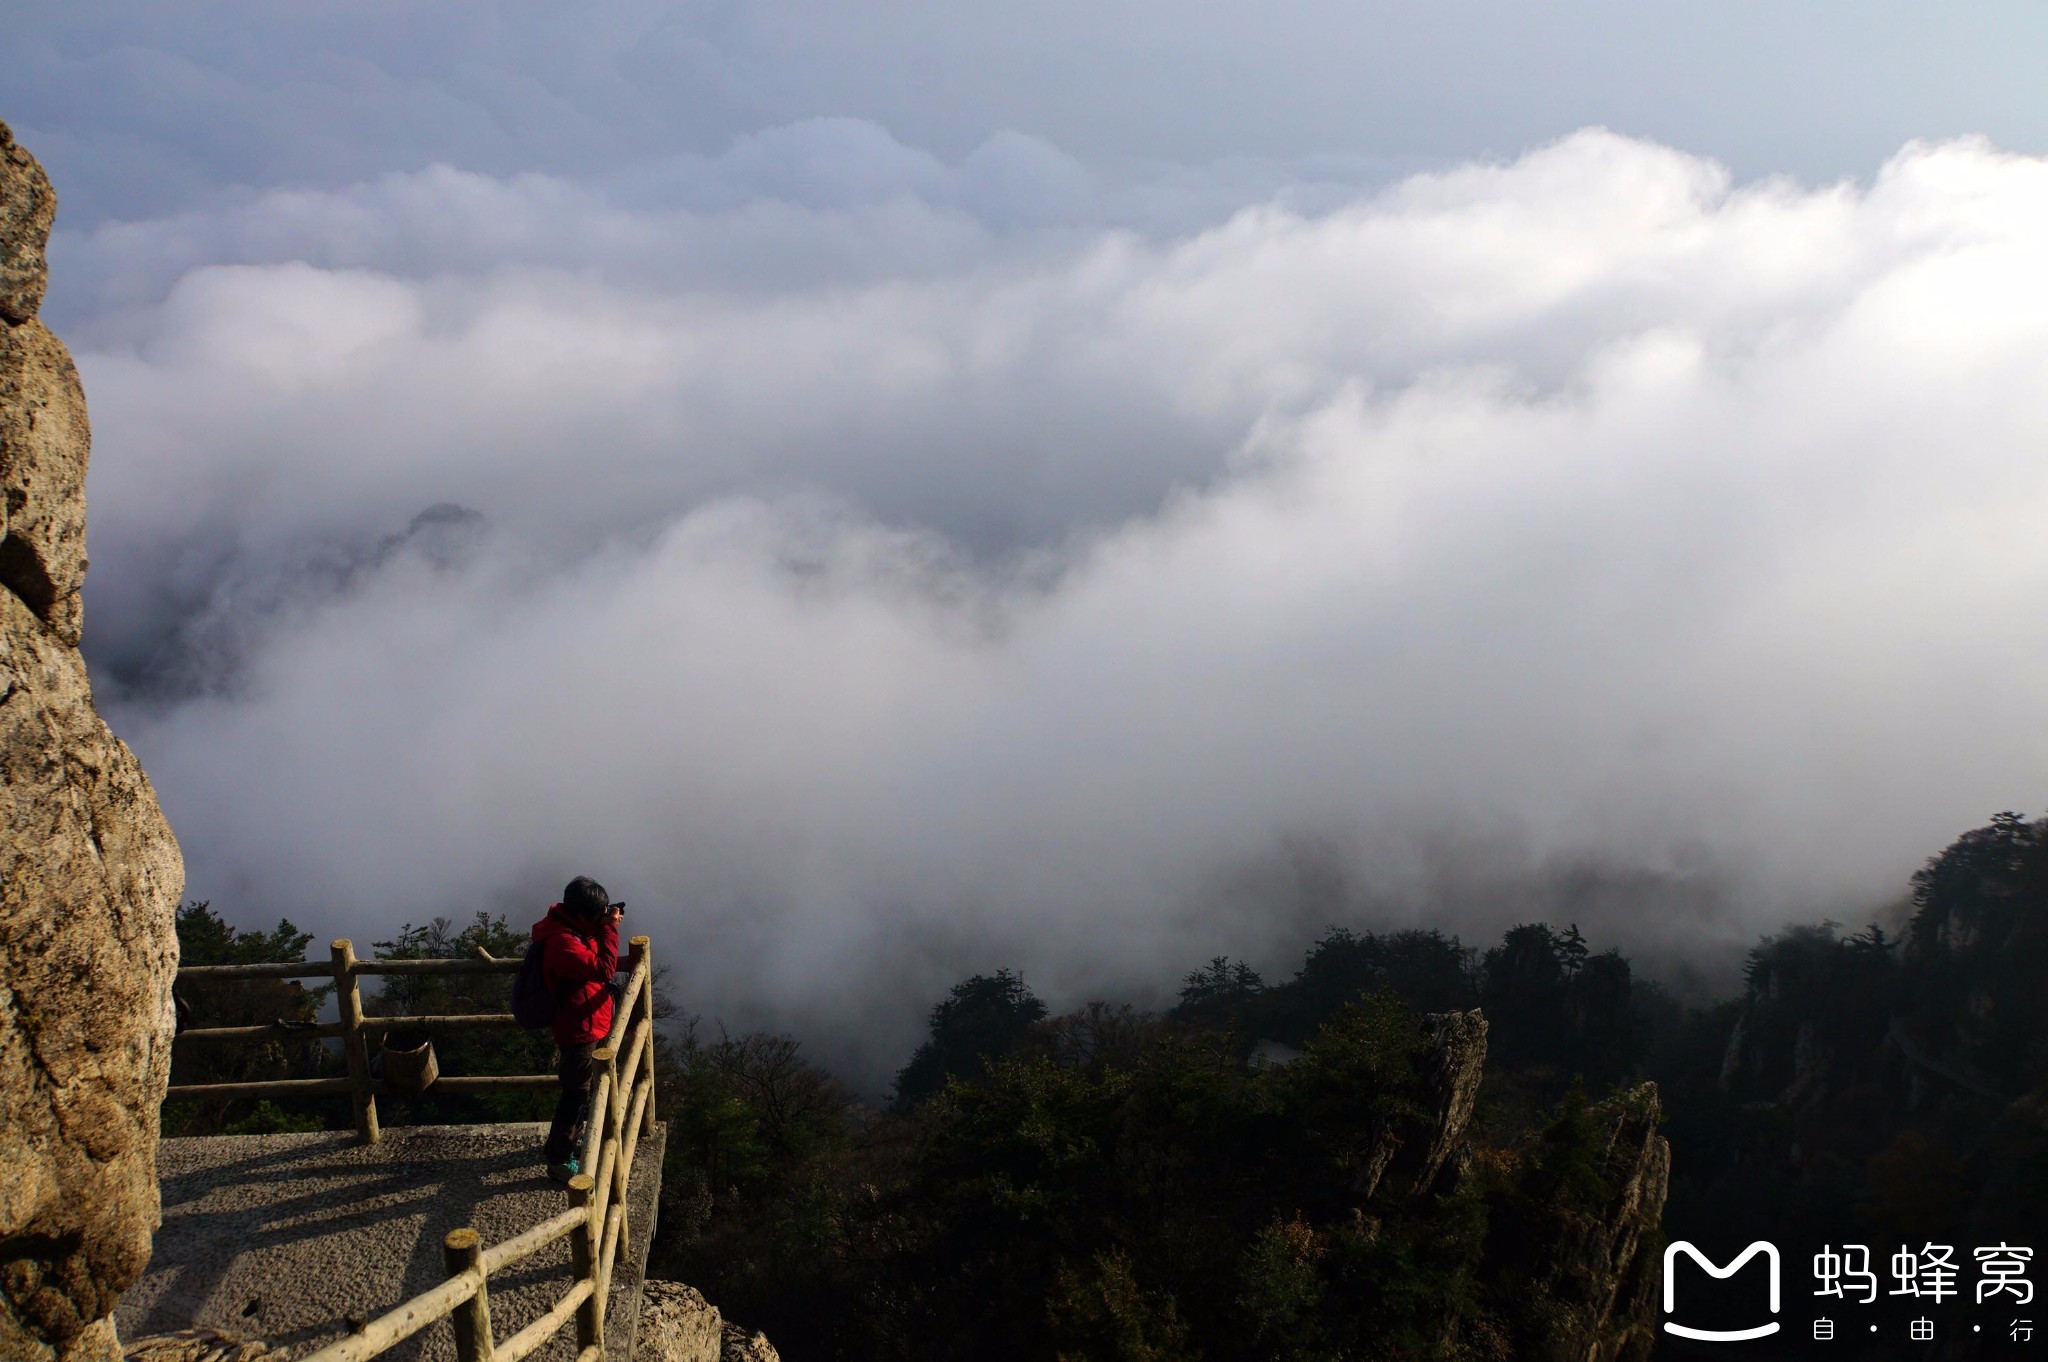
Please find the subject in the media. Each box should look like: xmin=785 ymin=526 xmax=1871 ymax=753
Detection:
xmin=223 ymin=1099 xmax=326 ymax=1136
xmin=648 ymin=921 xmax=1682 ymax=1362
xmin=1033 ymin=1001 xmax=1159 ymax=1073
xmin=1729 ymin=919 xmax=1896 ymax=1097
xmin=1048 ymin=1248 xmax=1199 ymax=1362
xmin=1899 ymin=810 xmax=2048 ymax=1088
xmin=371 ymin=912 xmax=532 ymax=1011
xmin=858 ymin=990 xmax=1507 ymax=1361
xmin=167 ymin=903 xmax=572 ymax=1134
xmin=1477 ymin=923 xmax=1639 ymax=1081
xmin=1555 ymin=923 xmax=1588 ymax=976
xmin=1907 ymin=809 xmax=2043 ymax=953
xmin=177 ymin=900 xmax=324 ymax=971
xmin=1471 ymin=1081 xmax=1667 ymax=1362
xmin=168 ymin=901 xmax=340 ymax=1135
xmin=1174 ymin=957 xmax=1264 ymax=1036
xmin=892 ymin=969 xmax=1049 ymax=1110
xmin=1258 ymin=927 xmax=1477 ymax=1045
xmin=1528 ymin=1079 xmax=1610 ymax=1208
xmin=631 ymin=812 xmax=2048 ymax=1360
xmin=367 ymin=912 xmax=557 ymax=1126
xmin=1666 ymin=812 xmax=2048 ymax=1278
xmin=667 ymin=1022 xmax=854 ymax=1188
xmin=1234 ymin=1216 xmax=1332 ymax=1361
xmin=1280 ymin=994 xmax=1427 ymax=1174
xmin=1478 ymin=925 xmax=1568 ymax=1067
xmin=670 ymin=1054 xmax=774 ymax=1191
xmin=649 ymin=1019 xmax=870 ymax=1358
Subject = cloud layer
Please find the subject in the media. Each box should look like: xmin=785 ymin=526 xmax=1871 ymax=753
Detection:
xmin=68 ymin=127 xmax=2048 ymax=1082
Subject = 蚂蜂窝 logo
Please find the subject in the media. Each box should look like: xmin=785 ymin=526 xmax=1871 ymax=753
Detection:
xmin=1664 ymin=1240 xmax=1781 ymax=1341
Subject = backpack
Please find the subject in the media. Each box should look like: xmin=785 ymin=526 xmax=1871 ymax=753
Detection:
xmin=512 ymin=937 xmax=555 ymax=1028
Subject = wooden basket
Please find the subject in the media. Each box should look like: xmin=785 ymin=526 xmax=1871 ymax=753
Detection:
xmin=381 ymin=1028 xmax=439 ymax=1092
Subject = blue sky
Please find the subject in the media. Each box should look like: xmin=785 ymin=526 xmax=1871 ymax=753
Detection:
xmin=11 ymin=1 xmax=2048 ymax=226
xmin=11 ymin=2 xmax=2048 ymax=1075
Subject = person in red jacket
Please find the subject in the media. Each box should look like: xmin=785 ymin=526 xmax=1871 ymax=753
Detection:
xmin=533 ymin=875 xmax=622 ymax=1181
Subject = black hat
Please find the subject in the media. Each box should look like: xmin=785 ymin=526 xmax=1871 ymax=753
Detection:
xmin=563 ymin=876 xmax=610 ymax=918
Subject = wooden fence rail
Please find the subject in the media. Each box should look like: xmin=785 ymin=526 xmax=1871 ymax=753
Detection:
xmin=169 ymin=936 xmax=598 ymax=1142
xmin=173 ymin=934 xmax=663 ymax=1362
xmin=176 ymin=1013 xmax=526 ymax=1046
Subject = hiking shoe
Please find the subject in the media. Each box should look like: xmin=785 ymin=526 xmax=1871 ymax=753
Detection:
xmin=546 ymin=1158 xmax=581 ymax=1185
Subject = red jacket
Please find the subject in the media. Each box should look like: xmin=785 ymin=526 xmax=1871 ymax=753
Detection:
xmin=532 ymin=903 xmax=619 ymax=1047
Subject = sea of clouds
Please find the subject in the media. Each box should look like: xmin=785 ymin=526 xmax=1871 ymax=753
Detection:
xmin=51 ymin=123 xmax=2048 ymax=1081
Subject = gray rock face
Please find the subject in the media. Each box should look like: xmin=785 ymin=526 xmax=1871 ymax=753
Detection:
xmin=1356 ymin=1007 xmax=1489 ymax=1201
xmin=0 ymin=117 xmax=185 ymax=1362
xmin=1408 ymin=1008 xmax=1488 ymax=1195
xmin=1529 ymin=1084 xmax=1671 ymax=1362
xmin=633 ymin=1282 xmax=723 ymax=1362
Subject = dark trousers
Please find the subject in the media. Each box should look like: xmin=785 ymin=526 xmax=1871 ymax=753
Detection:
xmin=545 ymin=1041 xmax=598 ymax=1165
xmin=543 ymin=979 xmax=623 ymax=1166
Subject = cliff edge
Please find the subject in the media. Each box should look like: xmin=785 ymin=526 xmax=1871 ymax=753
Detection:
xmin=1 ymin=116 xmax=185 ymax=1361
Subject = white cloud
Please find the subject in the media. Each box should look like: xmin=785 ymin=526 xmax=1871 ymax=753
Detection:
xmin=71 ymin=128 xmax=2048 ymax=1081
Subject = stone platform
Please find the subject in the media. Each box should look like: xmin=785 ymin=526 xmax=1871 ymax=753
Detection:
xmin=119 ymin=1123 xmax=665 ymax=1362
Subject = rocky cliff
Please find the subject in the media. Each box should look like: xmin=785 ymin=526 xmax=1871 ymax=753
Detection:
xmin=1387 ymin=1014 xmax=1666 ymax=1362
xmin=1541 ymin=1086 xmax=1669 ymax=1362
xmin=1 ymin=118 xmax=185 ymax=1361
xmin=632 ymin=1282 xmax=782 ymax=1362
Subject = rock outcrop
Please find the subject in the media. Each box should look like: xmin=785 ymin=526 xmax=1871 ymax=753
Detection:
xmin=634 ymin=1282 xmax=723 ymax=1362
xmin=1405 ymin=1008 xmax=1488 ymax=1195
xmin=633 ymin=1282 xmax=780 ymax=1362
xmin=1516 ymin=1084 xmax=1671 ymax=1362
xmin=1355 ymin=1007 xmax=1489 ymax=1201
xmin=0 ymin=123 xmax=55 ymax=327
xmin=1 ymin=117 xmax=185 ymax=1362
xmin=718 ymin=1323 xmax=781 ymax=1362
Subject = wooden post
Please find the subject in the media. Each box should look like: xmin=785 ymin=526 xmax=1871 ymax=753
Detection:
xmin=623 ymin=937 xmax=647 ymax=1029
xmin=579 ymin=1068 xmax=611 ymax=1188
xmin=601 ymin=1040 xmax=628 ymax=1212
xmin=598 ymin=1202 xmax=625 ymax=1306
xmin=633 ymin=936 xmax=658 ymax=1138
xmin=443 ymin=1229 xmax=495 ymax=1362
xmin=331 ymin=939 xmax=379 ymax=1143
xmin=568 ymin=1173 xmax=603 ymax=1352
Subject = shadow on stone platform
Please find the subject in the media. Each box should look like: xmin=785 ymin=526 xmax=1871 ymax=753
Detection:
xmin=120 ymin=1123 xmax=664 ymax=1362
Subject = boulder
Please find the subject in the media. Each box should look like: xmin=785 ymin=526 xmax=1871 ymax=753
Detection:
xmin=0 ymin=121 xmax=54 ymax=325
xmin=719 ymin=1322 xmax=781 ymax=1362
xmin=0 ymin=118 xmax=185 ymax=1362
xmin=634 ymin=1281 xmax=723 ymax=1362
xmin=1 ymin=315 xmax=92 ymax=644
xmin=1406 ymin=1008 xmax=1488 ymax=1195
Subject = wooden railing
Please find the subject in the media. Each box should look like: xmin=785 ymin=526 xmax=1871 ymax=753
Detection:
xmin=172 ymin=935 xmax=663 ymax=1361
xmin=173 ymin=934 xmax=619 ymax=1142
